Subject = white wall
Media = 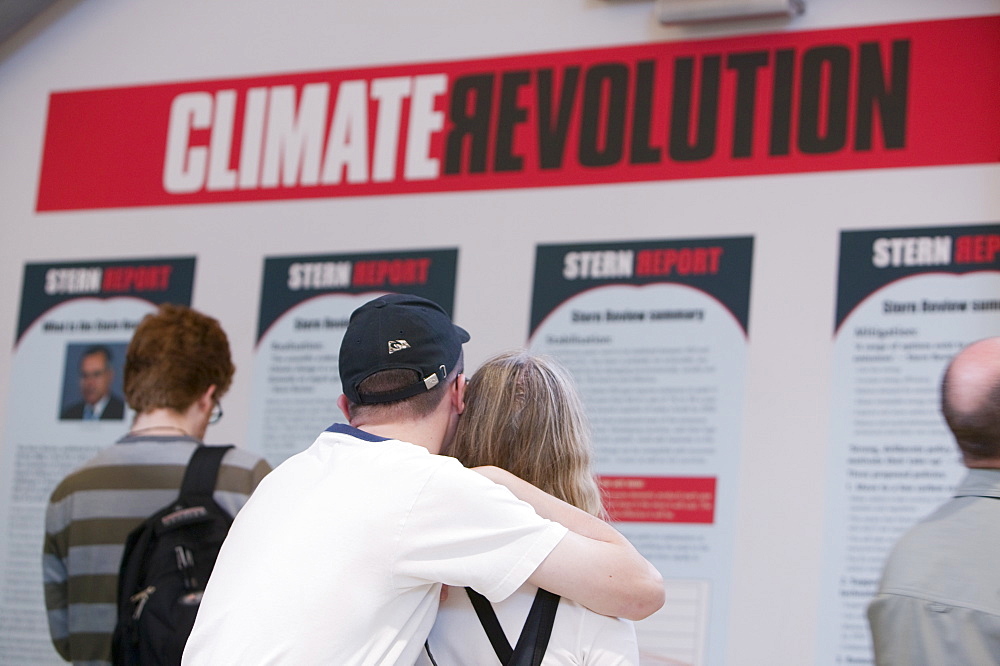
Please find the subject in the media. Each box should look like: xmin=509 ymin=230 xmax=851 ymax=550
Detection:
xmin=2 ymin=1 xmax=999 ymax=663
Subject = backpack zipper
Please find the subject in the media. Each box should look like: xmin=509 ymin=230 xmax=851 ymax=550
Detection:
xmin=130 ymin=585 xmax=156 ymax=619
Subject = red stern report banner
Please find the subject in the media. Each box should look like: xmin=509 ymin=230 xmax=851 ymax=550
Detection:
xmin=600 ymin=476 xmax=717 ymax=524
xmin=37 ymin=16 xmax=1000 ymax=212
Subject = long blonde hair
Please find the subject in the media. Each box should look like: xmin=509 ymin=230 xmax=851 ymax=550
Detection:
xmin=449 ymin=350 xmax=604 ymax=517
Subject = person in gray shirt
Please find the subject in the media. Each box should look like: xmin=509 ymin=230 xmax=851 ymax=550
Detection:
xmin=868 ymin=336 xmax=1000 ymax=665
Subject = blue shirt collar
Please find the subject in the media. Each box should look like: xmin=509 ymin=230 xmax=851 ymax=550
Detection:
xmin=325 ymin=422 xmax=391 ymax=443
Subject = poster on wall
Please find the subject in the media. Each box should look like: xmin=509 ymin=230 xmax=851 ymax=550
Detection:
xmin=0 ymin=257 xmax=195 ymax=664
xmin=248 ymin=248 xmax=459 ymax=466
xmin=818 ymin=223 xmax=1000 ymax=665
xmin=528 ymin=237 xmax=753 ymax=666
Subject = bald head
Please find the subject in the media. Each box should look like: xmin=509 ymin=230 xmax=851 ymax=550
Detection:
xmin=941 ymin=337 xmax=1000 ymax=466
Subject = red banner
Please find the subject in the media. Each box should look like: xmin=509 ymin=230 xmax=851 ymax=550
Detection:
xmin=36 ymin=15 xmax=1000 ymax=212
xmin=600 ymin=476 xmax=717 ymax=524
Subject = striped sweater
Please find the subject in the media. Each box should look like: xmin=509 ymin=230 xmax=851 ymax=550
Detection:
xmin=43 ymin=434 xmax=271 ymax=665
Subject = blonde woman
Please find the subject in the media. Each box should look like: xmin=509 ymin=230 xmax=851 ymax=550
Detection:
xmin=426 ymin=350 xmax=641 ymax=665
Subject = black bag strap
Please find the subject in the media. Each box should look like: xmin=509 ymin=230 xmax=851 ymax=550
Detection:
xmin=466 ymin=587 xmax=560 ymax=666
xmin=179 ymin=445 xmax=233 ymax=501
xmin=467 ymin=588 xmax=513 ymax=663
xmin=511 ymin=589 xmax=559 ymax=666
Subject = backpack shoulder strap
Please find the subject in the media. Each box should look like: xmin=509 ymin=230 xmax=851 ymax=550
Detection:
xmin=466 ymin=587 xmax=561 ymax=666
xmin=179 ymin=444 xmax=233 ymax=500
xmin=510 ymin=588 xmax=560 ymax=666
xmin=466 ymin=587 xmax=514 ymax=663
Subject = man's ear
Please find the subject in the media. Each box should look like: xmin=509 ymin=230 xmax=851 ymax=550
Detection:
xmin=452 ymin=374 xmax=467 ymax=415
xmin=198 ymin=384 xmax=217 ymax=413
xmin=337 ymin=394 xmax=352 ymax=422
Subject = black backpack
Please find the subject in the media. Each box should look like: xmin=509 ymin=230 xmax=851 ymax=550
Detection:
xmin=112 ymin=445 xmax=234 ymax=666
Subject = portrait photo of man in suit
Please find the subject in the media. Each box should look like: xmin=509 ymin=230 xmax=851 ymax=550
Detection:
xmin=59 ymin=344 xmax=126 ymax=421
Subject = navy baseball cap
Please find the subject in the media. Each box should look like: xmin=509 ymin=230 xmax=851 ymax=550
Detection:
xmin=339 ymin=294 xmax=470 ymax=404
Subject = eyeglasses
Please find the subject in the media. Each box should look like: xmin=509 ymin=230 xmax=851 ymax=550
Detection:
xmin=209 ymin=400 xmax=223 ymax=425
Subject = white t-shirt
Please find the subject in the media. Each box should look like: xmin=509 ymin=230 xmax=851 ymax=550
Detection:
xmin=182 ymin=424 xmax=567 ymax=666
xmin=426 ymin=582 xmax=640 ymax=665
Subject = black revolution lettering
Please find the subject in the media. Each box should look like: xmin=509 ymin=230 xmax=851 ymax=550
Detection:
xmin=669 ymin=55 xmax=721 ymax=162
xmin=579 ymin=63 xmax=629 ymax=167
xmin=536 ymin=67 xmax=581 ymax=169
xmin=855 ymin=40 xmax=909 ymax=150
xmin=442 ymin=36 xmax=911 ymax=175
xmin=494 ymin=70 xmax=531 ymax=172
xmin=769 ymin=49 xmax=796 ymax=156
xmin=445 ymin=74 xmax=494 ymax=174
xmin=630 ymin=60 xmax=662 ymax=164
xmin=727 ymin=51 xmax=769 ymax=158
xmin=798 ymin=46 xmax=851 ymax=154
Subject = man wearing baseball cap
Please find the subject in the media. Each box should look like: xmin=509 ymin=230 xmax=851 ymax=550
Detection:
xmin=184 ymin=294 xmax=663 ymax=665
